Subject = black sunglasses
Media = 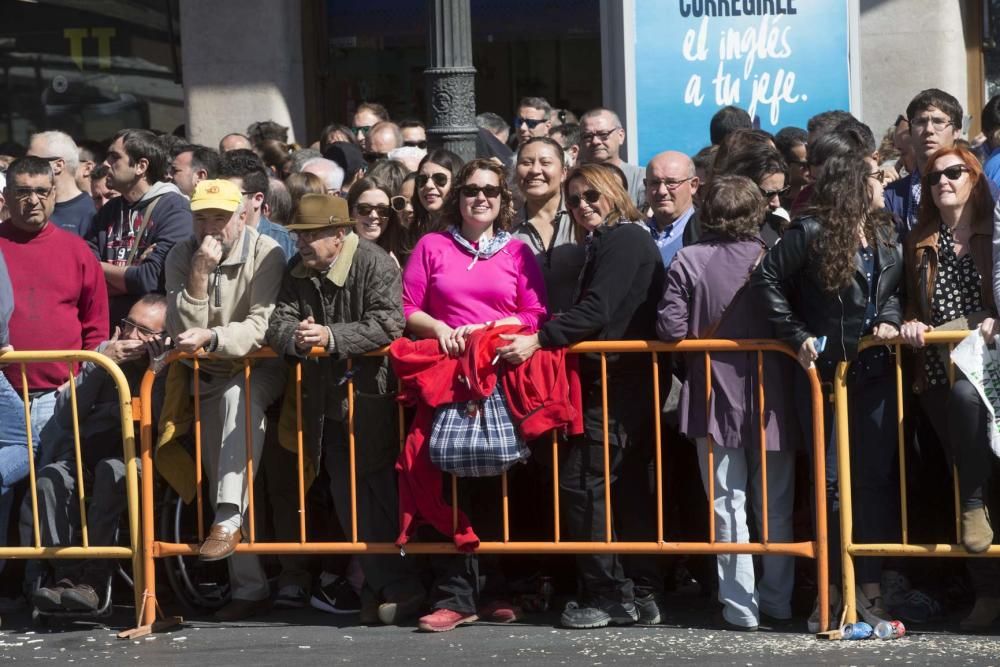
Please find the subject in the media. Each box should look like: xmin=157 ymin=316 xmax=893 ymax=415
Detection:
xmin=352 ymin=125 xmax=373 ymax=136
xmin=514 ymin=116 xmax=545 ymax=130
xmin=566 ymin=189 xmax=601 ymax=209
xmin=390 ymin=195 xmax=408 ymax=211
xmin=363 ymin=151 xmax=388 ymax=163
xmin=416 ymin=172 xmax=449 ymax=188
xmin=460 ymin=184 xmax=502 ymax=199
xmin=403 ymin=140 xmax=427 ymax=149
xmin=759 ymin=185 xmax=791 ymax=199
xmin=355 ymin=203 xmax=392 ymax=218
xmin=927 ymin=164 xmax=971 ymax=185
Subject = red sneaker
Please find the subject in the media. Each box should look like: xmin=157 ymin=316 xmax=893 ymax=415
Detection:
xmin=418 ymin=608 xmax=478 ymax=632
xmin=479 ymin=599 xmax=522 ymax=623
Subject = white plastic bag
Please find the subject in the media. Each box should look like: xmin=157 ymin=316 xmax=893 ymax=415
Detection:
xmin=950 ymin=331 xmax=1000 ymax=459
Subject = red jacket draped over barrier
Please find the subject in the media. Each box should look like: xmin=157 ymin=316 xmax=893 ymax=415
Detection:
xmin=389 ymin=324 xmax=582 ymax=550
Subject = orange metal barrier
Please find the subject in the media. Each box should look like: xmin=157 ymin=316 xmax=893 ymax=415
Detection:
xmin=138 ymin=339 xmax=828 ymax=630
xmin=0 ymin=351 xmax=144 ymax=625
xmin=836 ymin=330 xmax=1000 ymax=624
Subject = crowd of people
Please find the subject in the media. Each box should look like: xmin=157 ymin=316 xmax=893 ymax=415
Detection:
xmin=2 ymin=87 xmax=1000 ymax=635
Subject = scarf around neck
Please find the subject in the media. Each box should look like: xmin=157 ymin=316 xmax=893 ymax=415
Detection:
xmin=448 ymin=225 xmax=513 ymax=270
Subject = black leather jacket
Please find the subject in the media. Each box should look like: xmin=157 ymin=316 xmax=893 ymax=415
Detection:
xmin=750 ymin=217 xmax=903 ymax=362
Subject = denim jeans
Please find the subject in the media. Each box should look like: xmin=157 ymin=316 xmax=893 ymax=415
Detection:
xmin=0 ymin=374 xmax=59 ymax=573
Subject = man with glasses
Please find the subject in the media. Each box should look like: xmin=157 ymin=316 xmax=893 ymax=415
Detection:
xmin=0 ymin=157 xmax=108 ymax=584
xmin=31 ymin=294 xmax=168 ymax=614
xmin=86 ymin=128 xmax=192 ymax=326
xmin=774 ymin=126 xmax=808 ymax=210
xmin=579 ymin=107 xmax=646 ymax=205
xmin=399 ymin=120 xmax=427 ymax=149
xmin=353 ymin=102 xmax=391 ymax=144
xmin=884 ymin=88 xmax=964 ymax=234
xmin=643 ymin=151 xmax=701 ymax=267
xmin=514 ymin=97 xmax=554 ymax=147
xmin=26 ymin=131 xmax=95 ymax=237
xmin=217 ymin=149 xmax=295 ymax=260
xmin=164 ymin=179 xmax=287 ymax=622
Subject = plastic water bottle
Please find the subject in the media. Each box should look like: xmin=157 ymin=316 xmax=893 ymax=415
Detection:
xmin=874 ymin=620 xmax=906 ymax=639
xmin=841 ymin=621 xmax=874 ymax=639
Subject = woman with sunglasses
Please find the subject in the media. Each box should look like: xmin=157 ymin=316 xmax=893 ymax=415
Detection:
xmin=402 ymin=158 xmax=547 ymax=633
xmin=393 ymin=172 xmax=417 ymax=230
xmin=752 ymin=147 xmax=903 ymax=631
xmin=900 ymin=147 xmax=1000 ymax=630
xmin=347 ymin=177 xmax=406 ymax=268
xmin=409 ymin=149 xmax=464 ymax=243
xmin=722 ymin=144 xmax=789 ymax=246
xmin=496 ymin=163 xmax=664 ymax=629
xmin=512 ymin=136 xmax=585 ymax=315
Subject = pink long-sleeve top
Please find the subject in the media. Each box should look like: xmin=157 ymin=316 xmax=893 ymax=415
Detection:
xmin=402 ymin=231 xmax=548 ymax=331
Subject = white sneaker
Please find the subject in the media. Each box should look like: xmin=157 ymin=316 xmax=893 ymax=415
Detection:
xmin=807 ymin=585 xmax=841 ymax=633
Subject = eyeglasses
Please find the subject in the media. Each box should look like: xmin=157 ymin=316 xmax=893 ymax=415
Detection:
xmin=120 ymin=318 xmax=164 ymax=338
xmin=403 ymin=140 xmax=427 ymax=149
xmin=927 ymin=164 xmax=971 ymax=185
xmin=390 ymin=195 xmax=409 ymax=211
xmin=514 ymin=117 xmax=546 ymax=130
xmin=581 ymin=128 xmax=621 ymax=143
xmin=11 ymin=186 xmax=54 ymax=201
xmin=566 ymin=189 xmax=602 ymax=209
xmin=352 ymin=125 xmax=373 ymax=137
xmin=910 ymin=115 xmax=953 ymax=132
xmin=363 ymin=151 xmax=388 ymax=163
xmin=644 ymin=177 xmax=694 ymax=191
xmin=416 ymin=172 xmax=449 ymax=188
xmin=460 ymin=184 xmax=502 ymax=199
xmin=759 ymin=185 xmax=791 ymax=199
xmin=867 ymin=169 xmax=886 ymax=184
xmin=355 ymin=203 xmax=392 ymax=219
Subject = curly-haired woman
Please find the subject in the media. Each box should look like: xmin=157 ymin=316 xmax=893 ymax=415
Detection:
xmin=402 ymin=158 xmax=547 ymax=632
xmin=752 ymin=146 xmax=903 ymax=631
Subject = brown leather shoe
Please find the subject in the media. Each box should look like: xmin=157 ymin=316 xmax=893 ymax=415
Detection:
xmin=213 ymin=597 xmax=271 ymax=622
xmin=199 ymin=524 xmax=242 ymax=562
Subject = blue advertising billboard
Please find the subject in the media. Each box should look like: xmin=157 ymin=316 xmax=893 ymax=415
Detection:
xmin=634 ymin=0 xmax=852 ymax=163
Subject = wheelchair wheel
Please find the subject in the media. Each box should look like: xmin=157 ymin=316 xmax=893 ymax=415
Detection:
xmin=158 ymin=485 xmax=230 ymax=612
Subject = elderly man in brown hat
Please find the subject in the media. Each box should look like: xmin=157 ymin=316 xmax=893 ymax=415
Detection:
xmin=164 ymin=178 xmax=287 ymax=621
xmin=266 ymin=194 xmax=423 ymax=625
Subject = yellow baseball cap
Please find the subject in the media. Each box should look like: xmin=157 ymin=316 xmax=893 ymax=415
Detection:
xmin=190 ymin=179 xmax=243 ymax=213
xmin=286 ymin=193 xmax=355 ymax=230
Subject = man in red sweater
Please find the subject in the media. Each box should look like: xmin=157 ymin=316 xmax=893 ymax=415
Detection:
xmin=0 ymin=156 xmax=108 ymax=570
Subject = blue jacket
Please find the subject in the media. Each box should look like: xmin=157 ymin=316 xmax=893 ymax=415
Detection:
xmin=257 ymin=216 xmax=296 ymax=262
xmin=883 ymin=172 xmax=915 ymax=238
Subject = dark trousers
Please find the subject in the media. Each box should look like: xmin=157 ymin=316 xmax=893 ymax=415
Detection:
xmin=825 ymin=356 xmax=901 ymax=586
xmin=559 ymin=438 xmax=662 ymax=605
xmin=35 ymin=455 xmax=129 ymax=585
xmin=429 ymin=474 xmax=506 ymax=614
xmin=920 ymin=379 xmax=1000 ymax=597
xmin=262 ymin=429 xmax=313 ymax=591
xmin=322 ymin=418 xmax=420 ymax=600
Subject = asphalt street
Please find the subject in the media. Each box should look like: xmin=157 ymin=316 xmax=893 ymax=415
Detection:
xmin=2 ymin=594 xmax=999 ymax=666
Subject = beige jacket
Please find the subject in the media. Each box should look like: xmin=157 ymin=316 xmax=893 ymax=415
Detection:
xmin=165 ymin=225 xmax=285 ymax=376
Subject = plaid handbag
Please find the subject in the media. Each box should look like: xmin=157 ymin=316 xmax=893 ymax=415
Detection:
xmin=429 ymin=386 xmax=530 ymax=477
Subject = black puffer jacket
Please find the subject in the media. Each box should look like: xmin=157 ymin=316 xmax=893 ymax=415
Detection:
xmin=750 ymin=216 xmax=903 ymax=363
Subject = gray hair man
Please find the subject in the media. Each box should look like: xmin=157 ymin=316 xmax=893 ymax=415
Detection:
xmin=302 ymin=157 xmax=345 ymax=194
xmin=579 ymin=107 xmax=645 ymax=205
xmin=27 ymin=131 xmax=95 ymax=237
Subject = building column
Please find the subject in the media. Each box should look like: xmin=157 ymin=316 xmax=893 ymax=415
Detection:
xmin=179 ymin=0 xmax=307 ymax=146
xmin=424 ymin=0 xmax=478 ymax=162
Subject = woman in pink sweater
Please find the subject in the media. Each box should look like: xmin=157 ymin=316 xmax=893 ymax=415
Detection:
xmin=402 ymin=158 xmax=547 ymax=632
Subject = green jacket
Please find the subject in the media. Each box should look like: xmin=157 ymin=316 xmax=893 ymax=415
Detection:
xmin=266 ymin=233 xmax=404 ymax=479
